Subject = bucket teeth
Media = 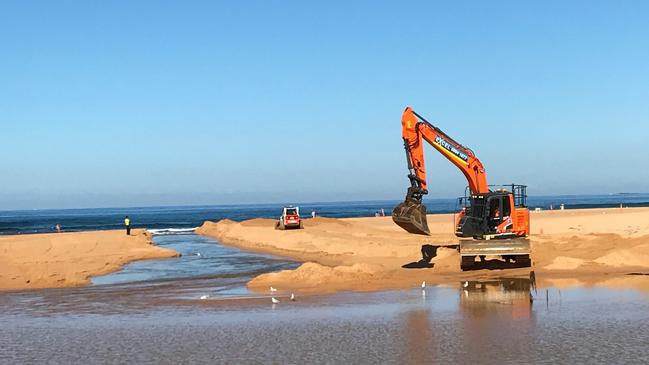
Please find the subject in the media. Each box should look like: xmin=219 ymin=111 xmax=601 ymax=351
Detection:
xmin=392 ymin=200 xmax=430 ymax=235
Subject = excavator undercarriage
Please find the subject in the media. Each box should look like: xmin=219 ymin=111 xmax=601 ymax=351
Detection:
xmin=459 ymin=238 xmax=531 ymax=270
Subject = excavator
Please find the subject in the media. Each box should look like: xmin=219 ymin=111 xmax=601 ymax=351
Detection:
xmin=392 ymin=107 xmax=531 ymax=270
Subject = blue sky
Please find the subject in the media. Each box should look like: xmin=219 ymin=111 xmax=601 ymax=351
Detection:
xmin=1 ymin=1 xmax=648 ymax=209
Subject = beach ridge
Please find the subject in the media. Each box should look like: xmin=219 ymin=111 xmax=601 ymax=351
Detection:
xmin=197 ymin=207 xmax=649 ymax=293
xmin=0 ymin=229 xmax=180 ymax=290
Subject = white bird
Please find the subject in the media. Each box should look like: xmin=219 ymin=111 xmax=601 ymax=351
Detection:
xmin=463 ymin=281 xmax=469 ymax=288
xmin=200 ymin=295 xmax=209 ymax=300
xmin=196 ymin=252 xmax=201 ymax=257
xmin=270 ymin=286 xmax=277 ymax=293
xmin=271 ymin=297 xmax=280 ymax=304
xmin=421 ymin=281 xmax=426 ymax=288
xmin=290 ymin=293 xmax=295 ymax=301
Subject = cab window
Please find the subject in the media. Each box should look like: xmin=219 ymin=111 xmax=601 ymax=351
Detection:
xmin=489 ymin=198 xmax=500 ymax=218
xmin=502 ymin=197 xmax=511 ymax=217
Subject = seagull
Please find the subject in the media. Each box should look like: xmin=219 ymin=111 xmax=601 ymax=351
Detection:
xmin=463 ymin=281 xmax=469 ymax=288
xmin=271 ymin=297 xmax=280 ymax=304
xmin=196 ymin=252 xmax=201 ymax=257
xmin=270 ymin=286 xmax=277 ymax=293
xmin=290 ymin=293 xmax=295 ymax=301
xmin=200 ymin=295 xmax=209 ymax=300
xmin=421 ymin=281 xmax=426 ymax=288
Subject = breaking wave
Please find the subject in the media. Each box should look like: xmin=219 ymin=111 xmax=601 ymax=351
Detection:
xmin=147 ymin=227 xmax=197 ymax=236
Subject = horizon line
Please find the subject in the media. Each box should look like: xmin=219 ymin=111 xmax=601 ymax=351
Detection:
xmin=1 ymin=192 xmax=647 ymax=213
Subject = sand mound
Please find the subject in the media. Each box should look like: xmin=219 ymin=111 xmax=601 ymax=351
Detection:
xmin=431 ymin=248 xmax=461 ymax=272
xmin=248 ymin=262 xmax=383 ymax=291
xmin=235 ymin=217 xmax=350 ymax=228
xmin=594 ymin=249 xmax=649 ymax=268
xmin=240 ymin=218 xmax=276 ymax=227
xmin=544 ymin=256 xmax=585 ymax=270
xmin=334 ymin=263 xmax=383 ymax=275
xmin=0 ymin=230 xmax=178 ymax=290
xmin=303 ymin=217 xmax=351 ymax=227
xmin=216 ymin=219 xmax=236 ymax=225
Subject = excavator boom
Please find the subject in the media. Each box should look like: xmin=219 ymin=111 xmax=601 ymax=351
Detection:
xmin=393 ymin=107 xmax=488 ymax=235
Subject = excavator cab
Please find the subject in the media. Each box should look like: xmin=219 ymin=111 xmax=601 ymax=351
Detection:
xmin=457 ymin=192 xmax=510 ymax=238
xmin=456 ymin=185 xmax=527 ymax=239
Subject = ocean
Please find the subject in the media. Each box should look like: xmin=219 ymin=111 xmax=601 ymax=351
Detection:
xmin=1 ymin=193 xmax=648 ymax=235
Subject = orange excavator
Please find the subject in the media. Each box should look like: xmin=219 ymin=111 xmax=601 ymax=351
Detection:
xmin=393 ymin=107 xmax=531 ymax=269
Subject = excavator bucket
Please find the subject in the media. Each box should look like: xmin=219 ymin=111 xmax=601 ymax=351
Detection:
xmin=392 ymin=200 xmax=430 ymax=235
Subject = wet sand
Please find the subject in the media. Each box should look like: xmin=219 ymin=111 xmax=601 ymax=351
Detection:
xmin=0 ymin=230 xmax=179 ymax=290
xmin=196 ymin=207 xmax=649 ymax=293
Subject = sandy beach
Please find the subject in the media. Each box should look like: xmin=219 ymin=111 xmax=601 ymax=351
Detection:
xmin=0 ymin=230 xmax=179 ymax=290
xmin=196 ymin=207 xmax=649 ymax=293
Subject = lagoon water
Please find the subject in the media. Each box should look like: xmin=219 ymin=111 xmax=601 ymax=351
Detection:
xmin=2 ymin=275 xmax=649 ymax=364
xmin=91 ymin=234 xmax=299 ymax=292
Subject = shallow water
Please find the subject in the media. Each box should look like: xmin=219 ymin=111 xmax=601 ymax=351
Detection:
xmin=91 ymin=234 xmax=299 ymax=294
xmin=2 ymin=274 xmax=649 ymax=364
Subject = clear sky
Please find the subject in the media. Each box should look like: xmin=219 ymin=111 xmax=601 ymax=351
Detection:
xmin=1 ymin=1 xmax=648 ymax=209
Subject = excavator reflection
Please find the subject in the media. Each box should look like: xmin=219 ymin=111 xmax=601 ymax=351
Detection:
xmin=459 ymin=277 xmax=534 ymax=321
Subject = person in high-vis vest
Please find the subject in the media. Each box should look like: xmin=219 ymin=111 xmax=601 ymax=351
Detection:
xmin=124 ymin=216 xmax=131 ymax=235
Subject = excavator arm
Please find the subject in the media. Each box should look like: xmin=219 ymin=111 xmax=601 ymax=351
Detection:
xmin=393 ymin=107 xmax=489 ymax=235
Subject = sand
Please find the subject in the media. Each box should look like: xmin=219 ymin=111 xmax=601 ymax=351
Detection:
xmin=0 ymin=230 xmax=179 ymax=290
xmin=196 ymin=207 xmax=649 ymax=293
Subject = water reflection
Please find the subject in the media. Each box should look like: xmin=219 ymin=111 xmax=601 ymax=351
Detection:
xmin=460 ymin=278 xmax=534 ymax=320
xmin=3 ymin=280 xmax=649 ymax=363
xmin=399 ymin=278 xmax=535 ymax=363
xmin=402 ymin=309 xmax=436 ymax=363
xmin=452 ymin=278 xmax=534 ymax=363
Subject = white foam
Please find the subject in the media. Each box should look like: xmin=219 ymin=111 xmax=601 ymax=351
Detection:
xmin=147 ymin=227 xmax=197 ymax=236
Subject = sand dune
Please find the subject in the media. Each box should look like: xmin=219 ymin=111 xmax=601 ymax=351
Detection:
xmin=197 ymin=207 xmax=649 ymax=293
xmin=0 ymin=230 xmax=179 ymax=290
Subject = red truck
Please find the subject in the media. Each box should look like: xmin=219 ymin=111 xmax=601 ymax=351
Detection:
xmin=275 ymin=206 xmax=303 ymax=230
